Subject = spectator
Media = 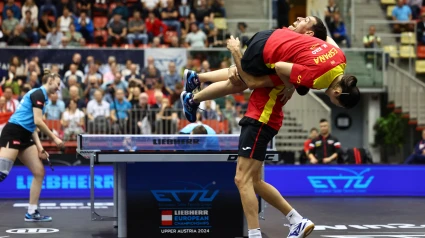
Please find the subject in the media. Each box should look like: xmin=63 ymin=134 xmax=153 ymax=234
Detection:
xmin=185 ymin=22 xmax=207 ymax=48
xmin=417 ymin=13 xmax=425 ymax=44
xmin=125 ymin=64 xmax=141 ymax=82
xmin=64 ymin=64 xmax=84 ymax=84
xmin=46 ymin=26 xmax=64 ymax=47
xmin=39 ymin=0 xmax=57 ymax=19
xmin=2 ymin=9 xmax=20 ymax=41
xmin=329 ymin=13 xmax=351 ymax=48
xmin=127 ymin=11 xmax=148 ymax=45
xmin=44 ymin=92 xmax=65 ymax=120
xmin=111 ymin=0 xmax=129 ymax=20
xmin=77 ymin=0 xmax=92 ymax=16
xmin=8 ymin=25 xmax=29 ymax=46
xmin=363 ymin=25 xmax=381 ymax=68
xmin=38 ymin=12 xmax=54 ymax=39
xmin=300 ymin=128 xmax=318 ymax=164
xmin=64 ymin=85 xmax=86 ymax=109
xmin=25 ymin=60 xmax=41 ymax=79
xmin=201 ymin=100 xmax=218 ymax=120
xmin=110 ymin=89 xmax=132 ymax=132
xmin=102 ymin=71 xmax=129 ymax=103
xmin=63 ymin=23 xmax=83 ymax=47
xmin=133 ymin=92 xmax=154 ymax=134
xmin=2 ymin=0 xmax=21 ymax=20
xmin=163 ymin=61 xmax=181 ymax=95
xmin=87 ymin=89 xmax=110 ymax=133
xmin=121 ymin=59 xmax=132 ymax=77
xmin=57 ymin=7 xmax=74 ymax=34
xmin=3 ymin=86 xmax=20 ymax=112
xmin=407 ymin=0 xmax=422 ymax=19
xmin=128 ymin=86 xmax=142 ymax=106
xmin=151 ymin=36 xmax=162 ymax=47
xmin=141 ymin=56 xmax=161 ymax=78
xmin=85 ymin=63 xmax=103 ymax=84
xmin=84 ymin=56 xmax=95 ymax=74
xmin=404 ymin=129 xmax=425 ymax=164
xmin=56 ymin=0 xmax=77 ymax=16
xmin=161 ymin=0 xmax=181 ymax=37
xmin=169 ymin=35 xmax=180 ymax=47
xmin=27 ymin=71 xmax=41 ymax=88
xmin=64 ymin=53 xmax=84 ymax=74
xmin=179 ymin=0 xmax=191 ymax=19
xmin=141 ymin=0 xmax=161 ymax=18
xmin=308 ymin=119 xmax=341 ymax=164
xmin=210 ymin=0 xmax=226 ymax=18
xmin=392 ymin=0 xmax=414 ymax=33
xmin=103 ymin=62 xmax=118 ymax=84
xmin=200 ymin=60 xmax=211 ymax=73
xmin=61 ymin=99 xmax=85 ymax=140
xmin=75 ymin=11 xmax=94 ymax=43
xmin=107 ymin=13 xmax=128 ymax=47
xmin=324 ymin=0 xmax=339 ymax=27
xmin=191 ymin=0 xmax=213 ymax=23
xmin=155 ymin=97 xmax=178 ymax=134
xmin=235 ymin=22 xmax=249 ymax=48
xmin=145 ymin=11 xmax=168 ymax=43
xmin=22 ymin=0 xmax=38 ymax=21
xmin=10 ymin=56 xmax=26 ymax=77
xmin=21 ymin=10 xmax=39 ymax=44
xmin=217 ymin=99 xmax=239 ymax=134
xmin=199 ymin=16 xmax=216 ymax=46
xmin=84 ymin=75 xmax=101 ymax=100
xmin=143 ymin=65 xmax=162 ymax=90
xmin=170 ymin=82 xmax=183 ymax=108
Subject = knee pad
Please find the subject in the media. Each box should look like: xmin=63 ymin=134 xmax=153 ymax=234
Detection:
xmin=0 ymin=171 xmax=7 ymax=182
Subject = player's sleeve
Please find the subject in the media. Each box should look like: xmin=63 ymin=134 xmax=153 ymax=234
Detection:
xmin=333 ymin=138 xmax=341 ymax=153
xmin=308 ymin=139 xmax=316 ymax=155
xmin=30 ymin=89 xmax=46 ymax=109
xmin=289 ymin=64 xmax=315 ymax=88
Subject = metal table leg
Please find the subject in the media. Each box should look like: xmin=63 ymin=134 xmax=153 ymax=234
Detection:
xmin=113 ymin=163 xmax=118 ymax=227
xmin=117 ymin=163 xmax=127 ymax=238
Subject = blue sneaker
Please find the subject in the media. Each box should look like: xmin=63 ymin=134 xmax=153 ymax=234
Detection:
xmin=181 ymin=91 xmax=199 ymax=123
xmin=25 ymin=210 xmax=52 ymax=222
xmin=183 ymin=69 xmax=200 ymax=93
xmin=287 ymin=218 xmax=314 ymax=238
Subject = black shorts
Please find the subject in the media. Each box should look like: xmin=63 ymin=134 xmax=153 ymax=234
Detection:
xmin=238 ymin=117 xmax=278 ymax=161
xmin=0 ymin=123 xmax=34 ymax=150
xmin=241 ymin=29 xmax=276 ymax=77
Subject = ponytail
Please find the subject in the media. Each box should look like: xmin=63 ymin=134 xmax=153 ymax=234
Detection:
xmin=337 ymin=74 xmax=360 ymax=109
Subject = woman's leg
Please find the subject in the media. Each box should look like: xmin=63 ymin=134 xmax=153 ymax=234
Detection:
xmin=193 ymin=80 xmax=248 ymax=103
xmin=198 ymin=68 xmax=229 ymax=83
xmin=0 ymin=147 xmax=19 ymax=182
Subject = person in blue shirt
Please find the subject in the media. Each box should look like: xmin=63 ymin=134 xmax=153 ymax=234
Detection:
xmin=179 ymin=115 xmax=221 ymax=151
xmin=0 ymin=69 xmax=64 ymax=222
xmin=392 ymin=0 xmax=414 ymax=33
xmin=404 ymin=129 xmax=425 ymax=164
xmin=329 ymin=12 xmax=351 ymax=48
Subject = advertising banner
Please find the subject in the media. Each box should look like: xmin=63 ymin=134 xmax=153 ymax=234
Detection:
xmin=144 ymin=48 xmax=187 ymax=76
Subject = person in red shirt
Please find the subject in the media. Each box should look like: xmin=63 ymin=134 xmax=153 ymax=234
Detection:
xmin=302 ymin=128 xmax=319 ymax=164
xmin=145 ymin=11 xmax=168 ymax=43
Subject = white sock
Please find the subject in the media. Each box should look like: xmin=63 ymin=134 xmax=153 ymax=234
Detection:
xmin=248 ymin=228 xmax=262 ymax=238
xmin=28 ymin=204 xmax=38 ymax=214
xmin=286 ymin=209 xmax=303 ymax=224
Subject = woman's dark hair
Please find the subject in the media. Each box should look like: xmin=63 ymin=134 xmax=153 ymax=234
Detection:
xmin=338 ymin=75 xmax=360 ymax=109
xmin=311 ymin=16 xmax=328 ymax=41
xmin=67 ymin=99 xmax=78 ymax=108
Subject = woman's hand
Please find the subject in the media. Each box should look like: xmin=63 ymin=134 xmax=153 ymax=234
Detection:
xmin=54 ymin=137 xmax=64 ymax=148
xmin=38 ymin=149 xmax=49 ymax=160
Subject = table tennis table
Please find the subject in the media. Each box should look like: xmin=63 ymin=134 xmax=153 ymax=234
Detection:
xmin=77 ymin=134 xmax=278 ymax=238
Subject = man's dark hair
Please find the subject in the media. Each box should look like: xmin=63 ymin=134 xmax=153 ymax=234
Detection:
xmin=192 ymin=125 xmax=208 ymax=135
xmin=338 ymin=75 xmax=361 ymax=109
xmin=311 ymin=16 xmax=328 ymax=41
xmin=310 ymin=127 xmax=318 ymax=133
xmin=319 ymin=119 xmax=328 ymax=123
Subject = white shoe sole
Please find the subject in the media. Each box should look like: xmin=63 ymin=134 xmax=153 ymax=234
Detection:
xmin=25 ymin=218 xmax=52 ymax=222
xmin=303 ymin=223 xmax=315 ymax=238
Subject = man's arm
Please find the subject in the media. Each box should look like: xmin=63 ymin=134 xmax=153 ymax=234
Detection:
xmin=325 ymin=139 xmax=341 ymax=163
xmin=308 ymin=141 xmax=319 ymax=164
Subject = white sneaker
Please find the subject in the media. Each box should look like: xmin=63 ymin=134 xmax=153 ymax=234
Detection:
xmin=287 ymin=218 xmax=315 ymax=238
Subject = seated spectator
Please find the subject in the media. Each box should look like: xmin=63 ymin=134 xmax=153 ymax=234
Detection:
xmin=110 ymin=89 xmax=132 ymax=133
xmin=85 ymin=63 xmax=103 ymax=84
xmin=56 ymin=0 xmax=76 ymax=16
xmin=10 ymin=56 xmax=26 ymax=77
xmin=145 ymin=11 xmax=168 ymax=43
xmin=121 ymin=59 xmax=133 ymax=77
xmin=65 ymin=64 xmax=84 ymax=84
xmin=169 ymin=35 xmax=180 ymax=47
xmin=161 ymin=0 xmax=181 ymax=37
xmin=87 ymin=89 xmax=110 ymax=133
xmin=191 ymin=0 xmax=213 ymax=23
xmin=46 ymin=26 xmax=63 ymax=47
xmin=102 ymin=71 xmax=128 ymax=102
xmin=392 ymin=0 xmax=414 ymax=33
xmin=27 ymin=71 xmax=41 ymax=88
xmin=3 ymin=86 xmax=20 ymax=113
xmin=61 ymin=99 xmax=85 ymax=140
xmin=141 ymin=56 xmax=161 ymax=78
xmin=201 ymin=100 xmax=218 ymax=120
xmin=57 ymin=7 xmax=74 ymax=34
xmin=155 ymin=97 xmax=178 ymax=134
xmin=9 ymin=25 xmax=30 ymax=46
xmin=179 ymin=0 xmax=191 ymax=19
xmin=83 ymin=56 xmax=94 ymax=74
xmin=75 ymin=11 xmax=94 ymax=43
xmin=143 ymin=65 xmax=162 ymax=90
xmin=363 ymin=25 xmax=381 ymax=68
xmin=151 ymin=36 xmax=162 ymax=47
xmin=170 ymin=82 xmax=183 ymax=108
xmin=3 ymin=0 xmax=21 ymax=20
xmin=300 ymin=128 xmax=318 ymax=164
xmin=2 ymin=66 xmax=20 ymax=95
xmin=141 ymin=0 xmax=161 ymax=18
xmin=38 ymin=12 xmax=54 ymax=40
xmin=44 ymin=92 xmax=65 ymax=120
xmin=25 ymin=60 xmax=40 ymax=80
xmin=329 ymin=13 xmax=351 ymax=48
xmin=127 ymin=11 xmax=148 ymax=45
xmin=125 ymin=64 xmax=141 ymax=82
xmin=77 ymin=0 xmax=92 ymax=16
xmin=163 ymin=61 xmax=181 ymax=95
xmin=417 ymin=12 xmax=425 ymax=44
xmin=407 ymin=0 xmax=422 ymax=19
xmin=21 ymin=10 xmax=39 ymax=44
xmin=64 ymin=85 xmax=86 ymax=109
xmin=199 ymin=16 xmax=216 ymax=46
xmin=324 ymin=0 xmax=339 ymax=27
xmin=210 ymin=0 xmax=226 ymax=18
xmin=63 ymin=53 xmax=84 ymax=73
xmin=2 ymin=9 xmax=20 ymax=42
xmin=200 ymin=60 xmax=211 ymax=73
xmin=111 ymin=0 xmax=129 ymax=20
xmin=128 ymin=86 xmax=142 ymax=106
xmin=22 ymin=0 xmax=38 ymax=21
xmin=405 ymin=129 xmax=425 ymax=164
xmin=39 ymin=0 xmax=57 ymax=19
xmin=103 ymin=62 xmax=119 ymax=84
xmin=185 ymin=22 xmax=207 ymax=48
xmin=63 ymin=23 xmax=83 ymax=47
xmin=84 ymin=75 xmax=102 ymax=100
xmin=235 ymin=22 xmax=249 ymax=47
xmin=107 ymin=14 xmax=128 ymax=47
xmin=133 ymin=92 xmax=154 ymax=134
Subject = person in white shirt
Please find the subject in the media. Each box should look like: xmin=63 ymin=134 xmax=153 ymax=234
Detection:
xmin=86 ymin=89 xmax=110 ymax=133
xmin=21 ymin=0 xmax=38 ymax=21
xmin=185 ymin=23 xmax=207 ymax=48
xmin=61 ymin=99 xmax=85 ymax=140
xmin=3 ymin=86 xmax=20 ymax=112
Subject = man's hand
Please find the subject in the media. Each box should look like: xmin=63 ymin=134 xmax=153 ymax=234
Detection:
xmin=310 ymin=157 xmax=318 ymax=164
xmin=323 ymin=157 xmax=332 ymax=164
xmin=228 ymin=65 xmax=243 ymax=86
xmin=227 ymin=35 xmax=240 ymax=53
xmin=278 ymin=85 xmax=295 ymax=104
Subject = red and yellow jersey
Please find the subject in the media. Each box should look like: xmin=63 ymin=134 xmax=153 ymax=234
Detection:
xmin=262 ymin=28 xmax=346 ymax=89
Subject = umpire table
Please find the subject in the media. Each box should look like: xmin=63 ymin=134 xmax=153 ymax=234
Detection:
xmin=77 ymin=134 xmax=278 ymax=238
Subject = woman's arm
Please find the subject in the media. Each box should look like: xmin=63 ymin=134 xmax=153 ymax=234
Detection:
xmin=32 ymin=130 xmax=43 ymax=152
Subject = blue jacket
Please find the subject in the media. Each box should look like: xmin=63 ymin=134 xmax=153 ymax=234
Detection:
xmin=332 ymin=22 xmax=347 ymax=37
xmin=75 ymin=17 xmax=94 ymax=35
xmin=414 ymin=140 xmax=425 ymax=155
